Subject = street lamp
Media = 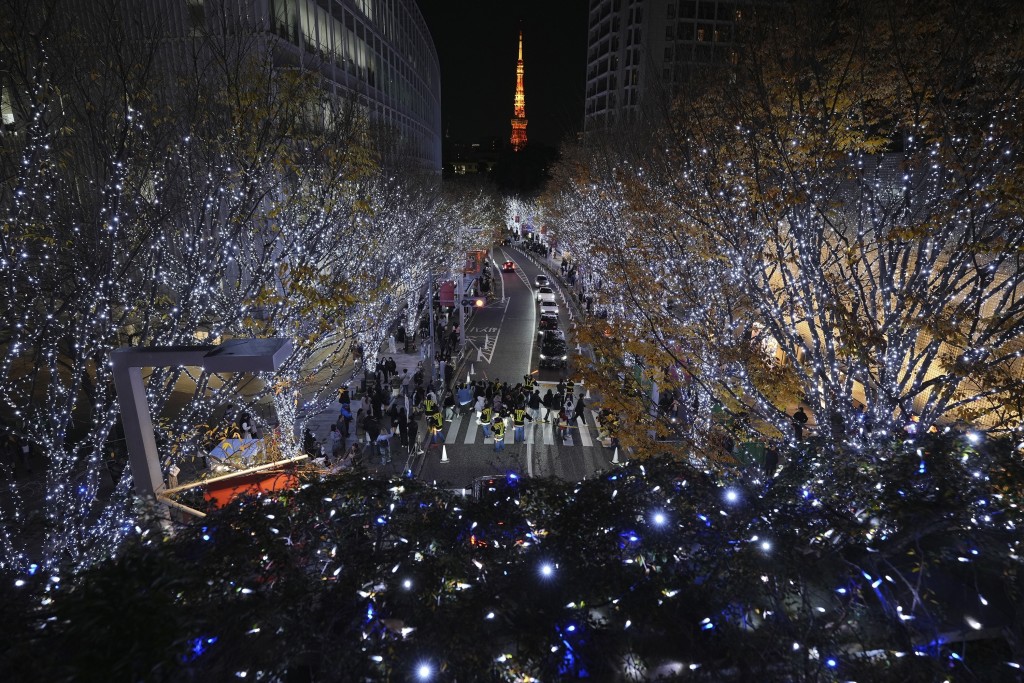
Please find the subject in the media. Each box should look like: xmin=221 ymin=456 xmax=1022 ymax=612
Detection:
xmin=111 ymin=338 xmax=292 ymax=504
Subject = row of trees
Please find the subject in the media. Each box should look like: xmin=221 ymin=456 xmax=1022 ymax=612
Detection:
xmin=547 ymin=0 xmax=1024 ymax=457
xmin=0 ymin=0 xmax=496 ymax=573
xmin=3 ymin=432 xmax=1021 ymax=681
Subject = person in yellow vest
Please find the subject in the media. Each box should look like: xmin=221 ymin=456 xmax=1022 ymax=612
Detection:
xmin=479 ymin=404 xmax=494 ymax=438
xmin=429 ymin=409 xmax=445 ymax=445
xmin=565 ymin=379 xmax=575 ymax=396
xmin=523 ymin=374 xmax=536 ymax=392
xmin=423 ymin=393 xmax=437 ymax=417
xmin=493 ymin=417 xmax=506 ymax=452
xmin=512 ymin=405 xmax=533 ymax=443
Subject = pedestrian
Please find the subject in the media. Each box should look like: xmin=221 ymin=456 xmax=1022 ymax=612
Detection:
xmin=429 ymin=409 xmax=445 ymax=445
xmin=792 ymin=406 xmax=809 ymax=441
xmin=474 ymin=394 xmax=485 ymax=416
xmin=376 ymin=425 xmax=392 ymax=464
xmin=237 ymin=411 xmax=253 ymax=440
xmin=328 ymin=424 xmax=343 ymax=461
xmin=542 ymin=389 xmax=554 ymax=421
xmin=493 ymin=417 xmax=506 ymax=452
xmin=443 ymin=392 xmax=456 ymax=420
xmin=401 ymin=368 xmax=411 ymax=396
xmin=338 ymin=403 xmax=353 ymax=439
xmin=557 ymin=409 xmax=570 ymax=442
xmin=365 ymin=414 xmax=381 ymax=446
xmin=479 ymin=403 xmax=494 ymax=438
xmin=342 ymin=442 xmax=362 ymax=469
xmin=407 ymin=412 xmax=421 ymax=454
xmin=457 ymin=383 xmax=473 ymax=415
xmin=573 ymin=394 xmax=586 ymax=424
xmin=302 ymin=428 xmax=320 ymax=458
xmin=512 ymin=405 xmax=533 ymax=443
xmin=528 ymin=389 xmax=541 ymax=421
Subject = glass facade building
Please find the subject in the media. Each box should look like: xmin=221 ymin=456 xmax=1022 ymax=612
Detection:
xmin=151 ymin=0 xmax=441 ymax=171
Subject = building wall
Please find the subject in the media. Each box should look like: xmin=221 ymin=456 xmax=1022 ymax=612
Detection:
xmin=584 ymin=0 xmax=750 ymax=133
xmin=146 ymin=0 xmax=441 ymax=172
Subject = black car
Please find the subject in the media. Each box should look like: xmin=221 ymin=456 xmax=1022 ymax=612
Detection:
xmin=538 ymin=335 xmax=569 ymax=369
xmin=538 ymin=311 xmax=559 ymax=332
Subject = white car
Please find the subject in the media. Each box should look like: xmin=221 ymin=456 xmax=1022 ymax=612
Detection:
xmin=535 ymin=286 xmax=556 ymax=304
xmin=538 ymin=299 xmax=559 ymax=316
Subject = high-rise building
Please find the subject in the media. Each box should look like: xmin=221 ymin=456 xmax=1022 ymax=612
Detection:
xmin=509 ymin=31 xmax=528 ymax=151
xmin=146 ymin=0 xmax=442 ymax=171
xmin=584 ymin=0 xmax=750 ymax=132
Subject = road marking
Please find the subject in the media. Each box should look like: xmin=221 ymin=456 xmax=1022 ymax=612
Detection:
xmin=527 ymin=439 xmax=533 ymax=478
xmin=542 ymin=421 xmax=554 ymax=445
xmin=526 ymin=420 xmax=536 ymax=444
xmin=576 ymin=417 xmax=592 ymax=447
xmin=464 ymin=417 xmax=479 ymax=444
xmin=447 ymin=414 xmax=463 ymax=443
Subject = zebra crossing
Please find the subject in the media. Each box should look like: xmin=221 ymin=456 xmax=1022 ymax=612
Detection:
xmin=443 ymin=410 xmax=605 ymax=448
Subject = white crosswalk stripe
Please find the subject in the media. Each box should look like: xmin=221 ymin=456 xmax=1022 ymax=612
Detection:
xmin=447 ymin=413 xmax=463 ymax=443
xmin=526 ymin=420 xmax=536 ymax=444
xmin=576 ymin=417 xmax=592 ymax=447
xmin=464 ymin=417 xmax=479 ymax=444
xmin=542 ymin=421 xmax=554 ymax=445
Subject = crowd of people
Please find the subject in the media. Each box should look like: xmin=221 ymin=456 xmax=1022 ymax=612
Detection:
xmin=319 ymin=369 xmax=598 ymax=467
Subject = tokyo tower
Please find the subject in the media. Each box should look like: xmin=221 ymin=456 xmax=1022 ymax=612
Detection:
xmin=509 ymin=31 xmax=528 ymax=151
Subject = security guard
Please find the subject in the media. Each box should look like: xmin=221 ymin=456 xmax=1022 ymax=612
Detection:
xmin=493 ymin=417 xmax=506 ymax=452
xmin=523 ymin=374 xmax=536 ymax=392
xmin=512 ymin=405 xmax=533 ymax=443
xmin=429 ymin=409 xmax=445 ymax=444
xmin=423 ymin=394 xmax=437 ymax=416
xmin=479 ymin=404 xmax=494 ymax=438
xmin=565 ymin=378 xmax=575 ymax=396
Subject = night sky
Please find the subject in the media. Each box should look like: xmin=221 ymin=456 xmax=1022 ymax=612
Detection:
xmin=414 ymin=0 xmax=589 ymax=148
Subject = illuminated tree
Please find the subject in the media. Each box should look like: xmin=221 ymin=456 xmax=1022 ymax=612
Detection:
xmin=551 ymin=0 xmax=1024 ymax=454
xmin=0 ymin=0 xmax=415 ymax=572
xmin=4 ymin=433 xmax=1021 ymax=681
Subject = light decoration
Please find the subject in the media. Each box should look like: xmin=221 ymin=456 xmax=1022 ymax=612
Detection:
xmin=544 ymin=0 xmax=1024 ymax=458
xmin=0 ymin=16 xmax=468 ymax=575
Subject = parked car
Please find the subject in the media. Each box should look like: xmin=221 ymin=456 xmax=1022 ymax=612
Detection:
xmin=538 ymin=300 xmax=559 ymax=316
xmin=538 ymin=312 xmax=559 ymax=332
xmin=535 ymin=286 xmax=556 ymax=304
xmin=501 ymin=260 xmax=516 ymax=272
xmin=534 ymin=274 xmax=549 ymax=287
xmin=539 ymin=335 xmax=569 ymax=369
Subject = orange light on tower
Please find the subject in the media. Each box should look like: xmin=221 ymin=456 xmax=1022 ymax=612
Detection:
xmin=510 ymin=31 xmax=528 ymax=152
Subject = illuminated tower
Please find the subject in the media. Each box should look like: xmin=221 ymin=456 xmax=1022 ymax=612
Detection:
xmin=509 ymin=31 xmax=528 ymax=151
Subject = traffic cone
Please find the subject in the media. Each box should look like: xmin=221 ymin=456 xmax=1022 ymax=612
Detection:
xmin=585 ymin=387 xmax=591 ymax=400
xmin=467 ymin=372 xmax=471 ymax=384
xmin=612 ymin=447 xmax=620 ymax=464
xmin=470 ymin=363 xmax=476 ymax=375
xmin=441 ymin=445 xmax=449 ymax=463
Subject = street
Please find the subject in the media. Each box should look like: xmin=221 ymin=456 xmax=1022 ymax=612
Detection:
xmin=415 ymin=245 xmax=615 ymax=490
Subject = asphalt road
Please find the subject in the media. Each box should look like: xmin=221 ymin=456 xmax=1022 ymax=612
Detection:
xmin=416 ymin=245 xmax=614 ymax=491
